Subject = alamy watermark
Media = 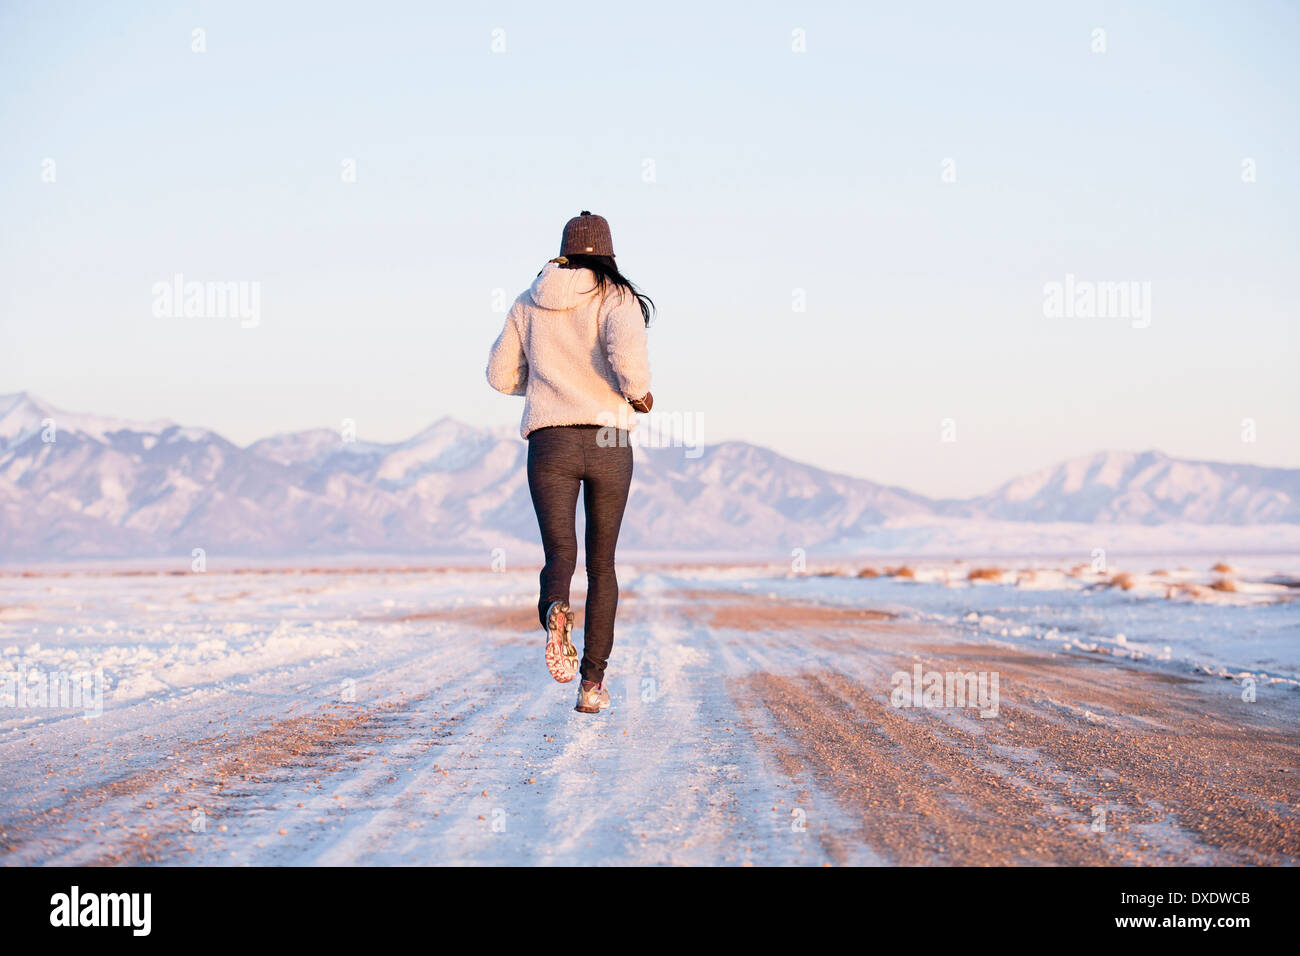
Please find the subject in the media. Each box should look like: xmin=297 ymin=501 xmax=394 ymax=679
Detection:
xmin=1043 ymin=274 xmax=1151 ymax=329
xmin=1 ymin=668 xmax=104 ymax=718
xmin=596 ymin=407 xmax=704 ymax=458
xmin=50 ymin=886 xmax=150 ymax=936
xmin=152 ymin=273 xmax=261 ymax=328
xmin=890 ymin=664 xmax=999 ymax=718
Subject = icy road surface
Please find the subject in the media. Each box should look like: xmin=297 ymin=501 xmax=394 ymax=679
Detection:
xmin=1 ymin=565 xmax=1296 ymax=865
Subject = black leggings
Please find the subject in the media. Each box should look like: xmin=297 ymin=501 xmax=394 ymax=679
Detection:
xmin=527 ymin=425 xmax=633 ymax=684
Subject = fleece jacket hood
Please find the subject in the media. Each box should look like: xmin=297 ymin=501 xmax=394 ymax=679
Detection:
xmin=528 ymin=261 xmax=601 ymax=311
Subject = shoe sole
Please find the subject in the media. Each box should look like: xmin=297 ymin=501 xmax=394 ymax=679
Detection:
xmin=544 ymin=602 xmax=579 ymax=683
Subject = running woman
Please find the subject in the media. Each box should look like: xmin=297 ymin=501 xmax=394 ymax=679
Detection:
xmin=486 ymin=211 xmax=654 ymax=714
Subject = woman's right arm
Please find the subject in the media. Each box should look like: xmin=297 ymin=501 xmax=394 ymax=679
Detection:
xmin=486 ymin=303 xmax=528 ymax=396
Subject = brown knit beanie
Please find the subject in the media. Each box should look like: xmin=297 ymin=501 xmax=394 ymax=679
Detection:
xmin=559 ymin=210 xmax=615 ymax=257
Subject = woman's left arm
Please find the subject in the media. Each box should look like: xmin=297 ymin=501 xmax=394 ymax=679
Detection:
xmin=486 ymin=303 xmax=529 ymax=396
xmin=603 ymin=296 xmax=651 ymax=403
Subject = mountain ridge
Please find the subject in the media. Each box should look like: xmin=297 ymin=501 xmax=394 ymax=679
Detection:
xmin=1 ymin=392 xmax=1296 ymax=560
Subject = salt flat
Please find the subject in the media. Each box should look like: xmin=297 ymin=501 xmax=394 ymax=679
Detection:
xmin=0 ymin=564 xmax=1295 ymax=865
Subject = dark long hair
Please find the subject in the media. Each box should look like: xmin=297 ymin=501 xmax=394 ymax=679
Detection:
xmin=555 ymin=254 xmax=655 ymax=327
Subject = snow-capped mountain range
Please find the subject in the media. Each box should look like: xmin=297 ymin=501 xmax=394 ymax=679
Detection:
xmin=1 ymin=391 xmax=1297 ymax=561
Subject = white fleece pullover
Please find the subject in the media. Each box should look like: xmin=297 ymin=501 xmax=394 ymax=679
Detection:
xmin=486 ymin=262 xmax=652 ymax=438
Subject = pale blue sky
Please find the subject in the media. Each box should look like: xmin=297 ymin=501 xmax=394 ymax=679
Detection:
xmin=1 ymin=0 xmax=1296 ymax=496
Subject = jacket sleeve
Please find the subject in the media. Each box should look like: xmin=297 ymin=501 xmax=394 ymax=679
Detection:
xmin=602 ymin=294 xmax=651 ymax=400
xmin=486 ymin=304 xmax=528 ymax=396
